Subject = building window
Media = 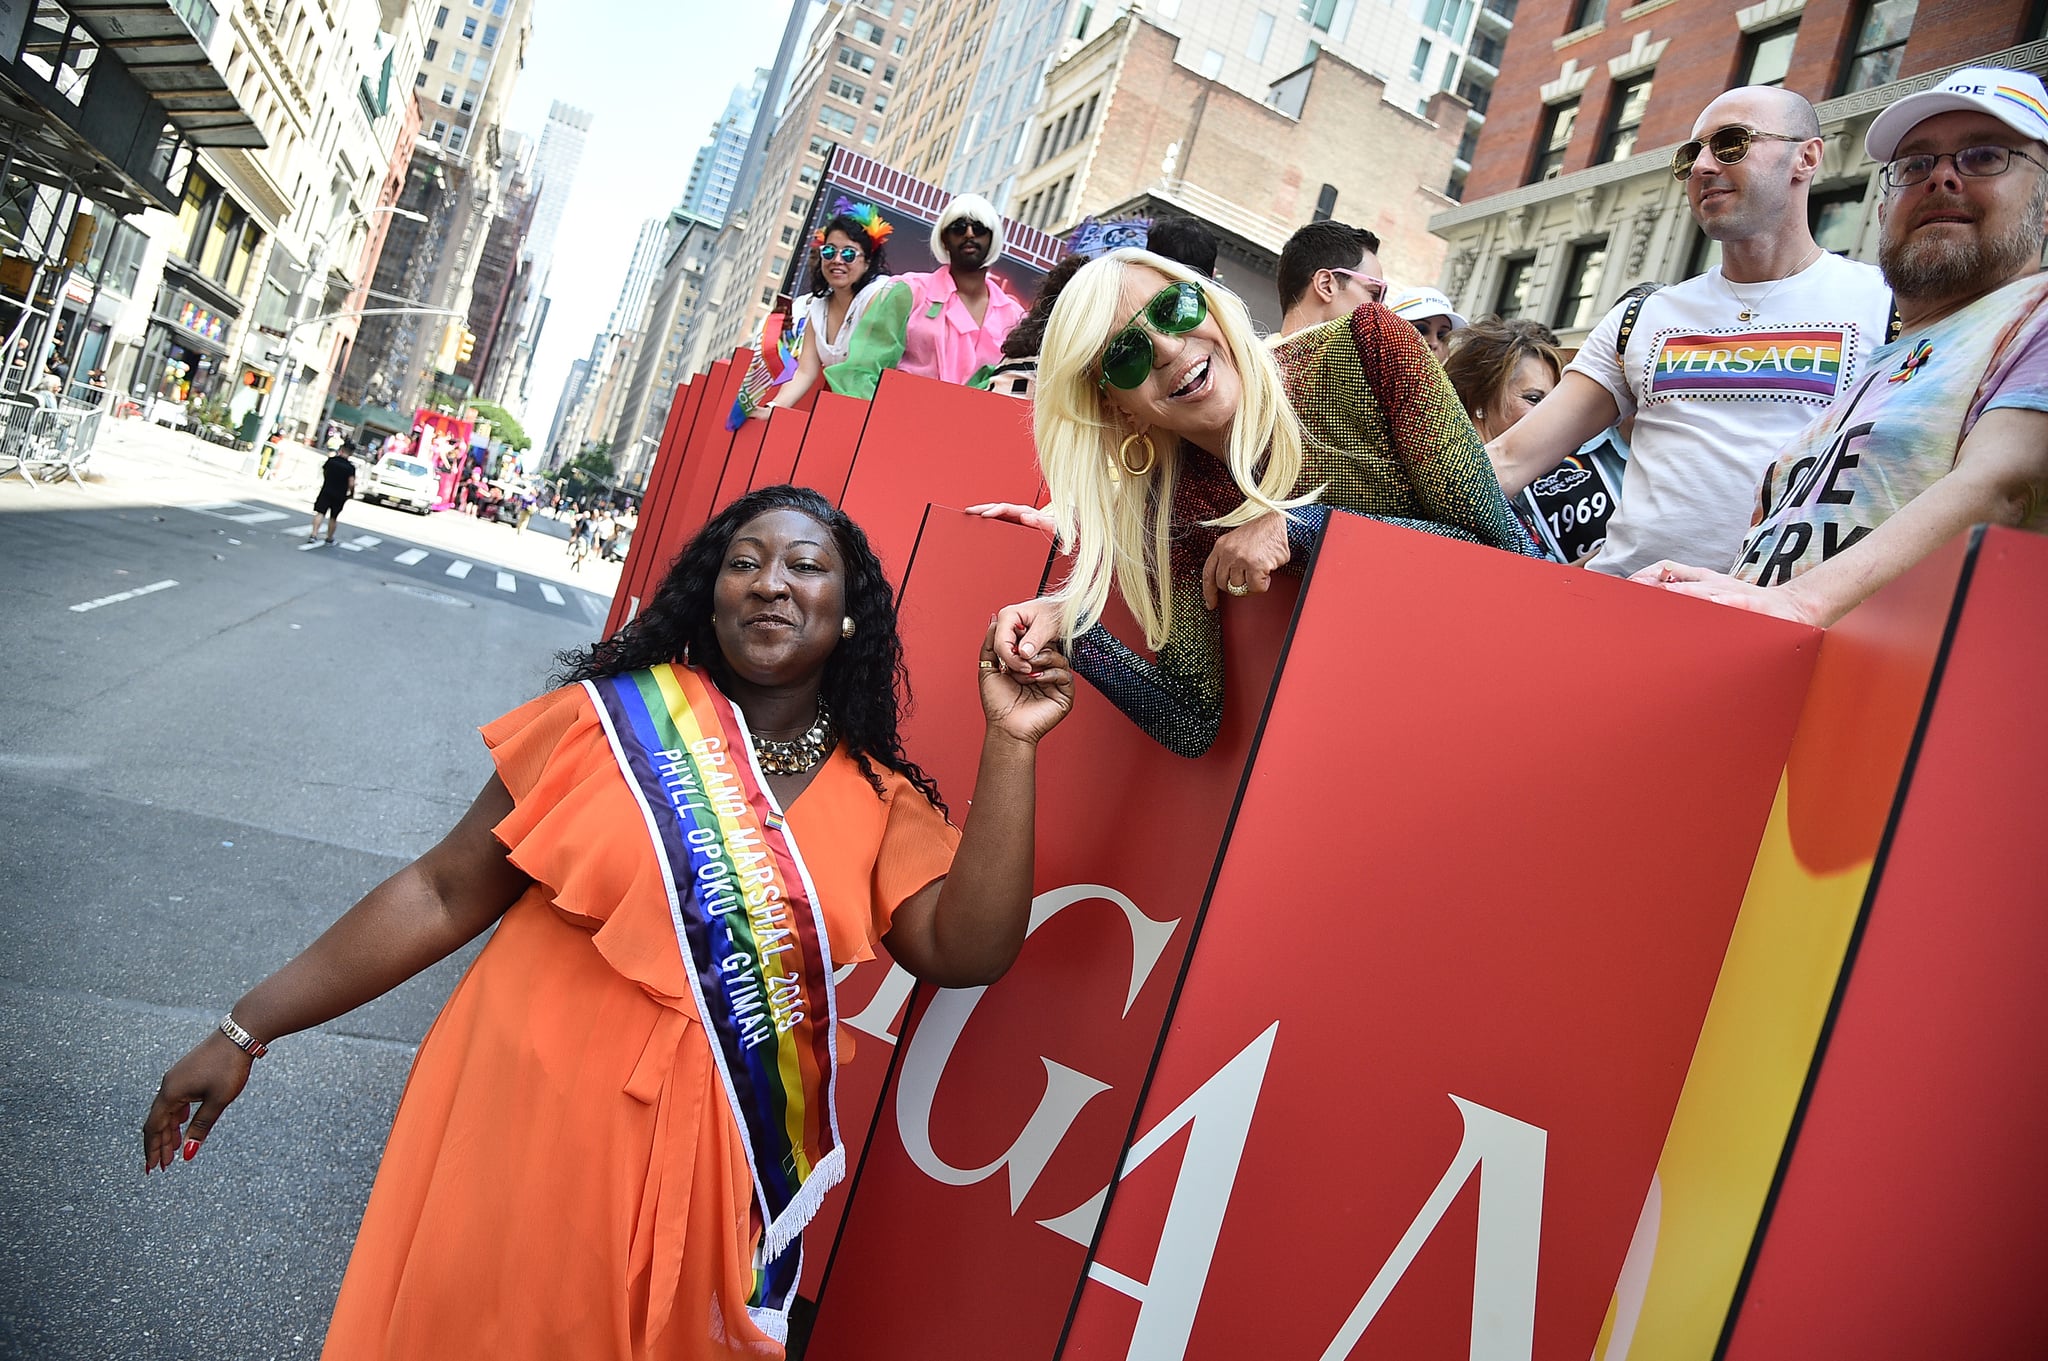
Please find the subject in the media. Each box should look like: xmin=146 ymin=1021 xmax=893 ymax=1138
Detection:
xmin=460 ymin=88 xmax=477 ymax=114
xmin=1495 ymin=254 xmax=1536 ymax=319
xmin=837 ymin=46 xmax=876 ymax=75
xmin=902 ymin=5 xmax=917 ymax=24
xmin=450 ymin=49 xmax=469 ymax=75
xmin=1568 ymin=0 xmax=1607 ymax=28
xmin=462 ymin=16 xmax=476 ymax=37
xmin=441 ymin=83 xmax=456 ymax=105
xmin=1249 ymin=12 xmax=1274 ymax=62
xmin=1532 ymin=99 xmax=1578 ymax=181
xmin=435 ymin=6 xmax=448 ymax=26
xmin=1838 ymin=0 xmax=1916 ymax=94
xmin=483 ymin=23 xmax=499 ymax=46
xmin=790 ymin=194 xmax=808 ymax=216
xmin=882 ymin=64 xmax=897 ymax=84
xmin=780 ymin=225 xmax=796 ymax=245
xmin=430 ymin=120 xmax=448 ymax=142
xmin=424 ymin=38 xmax=438 ymax=60
xmin=770 ymin=256 xmax=787 ymax=277
xmin=761 ymin=287 xmax=775 ymax=307
xmin=873 ymin=93 xmax=888 ymax=113
xmin=449 ymin=126 xmax=466 ymax=152
xmin=808 ymin=134 xmax=835 ymax=158
xmin=893 ymin=35 xmax=908 ymax=55
xmin=1740 ymin=21 xmax=1798 ymax=87
xmin=1599 ymin=74 xmax=1652 ymax=163
xmin=797 ymin=163 xmax=821 ymax=187
xmin=1554 ymin=239 xmax=1608 ymax=331
xmin=863 ymin=122 xmax=880 ymax=144
xmin=1299 ymin=0 xmax=1338 ymax=29
xmin=819 ymin=106 xmax=857 ymax=136
xmin=415 ymin=71 xmax=427 ymax=88
xmin=492 ymin=0 xmax=506 ymax=12
xmin=1810 ymin=184 xmax=1868 ymax=254
xmin=1200 ymin=48 xmax=1225 ymax=78
xmin=1412 ymin=39 xmax=1432 ymax=80
xmin=851 ymin=19 xmax=885 ymax=43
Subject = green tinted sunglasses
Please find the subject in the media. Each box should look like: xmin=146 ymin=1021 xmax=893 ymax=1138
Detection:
xmin=1098 ymin=282 xmax=1209 ymax=390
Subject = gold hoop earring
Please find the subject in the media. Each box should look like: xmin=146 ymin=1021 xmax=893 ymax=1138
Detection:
xmin=841 ymin=616 xmax=856 ymax=638
xmin=1116 ymin=430 xmax=1157 ymax=478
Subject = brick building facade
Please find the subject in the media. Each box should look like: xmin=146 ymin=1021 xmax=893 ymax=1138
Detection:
xmin=1431 ymin=0 xmax=2048 ymax=345
xmin=1010 ymin=13 xmax=1469 ymax=298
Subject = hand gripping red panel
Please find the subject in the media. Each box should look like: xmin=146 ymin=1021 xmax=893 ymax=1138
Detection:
xmin=1060 ymin=514 xmax=1816 ymax=1361
xmin=807 ymin=515 xmax=1302 ymax=1361
xmin=839 ymin=368 xmax=1044 ymax=586
xmin=1721 ymin=527 xmax=2048 ymax=1360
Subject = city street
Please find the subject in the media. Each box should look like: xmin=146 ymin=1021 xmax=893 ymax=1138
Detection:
xmin=0 ymin=425 xmax=617 ymax=1357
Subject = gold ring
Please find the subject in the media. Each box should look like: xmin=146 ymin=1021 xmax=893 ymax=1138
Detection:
xmin=1225 ymin=581 xmax=1250 ymax=597
xmin=979 ymin=660 xmax=998 ymax=672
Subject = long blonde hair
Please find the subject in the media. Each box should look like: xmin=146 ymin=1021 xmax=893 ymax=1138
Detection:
xmin=1033 ymin=249 xmax=1312 ymax=649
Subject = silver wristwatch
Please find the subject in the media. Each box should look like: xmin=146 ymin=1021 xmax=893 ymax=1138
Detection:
xmin=218 ymin=1013 xmax=269 ymax=1058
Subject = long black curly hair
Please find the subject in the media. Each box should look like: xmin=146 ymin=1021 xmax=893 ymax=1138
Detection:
xmin=808 ymin=211 xmax=890 ymax=297
xmin=553 ymin=484 xmax=945 ymax=812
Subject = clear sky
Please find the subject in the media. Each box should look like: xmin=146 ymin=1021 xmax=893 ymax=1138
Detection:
xmin=502 ymin=0 xmax=804 ymax=444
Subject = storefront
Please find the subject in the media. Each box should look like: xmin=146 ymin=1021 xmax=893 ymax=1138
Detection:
xmin=137 ymin=271 xmax=235 ymax=422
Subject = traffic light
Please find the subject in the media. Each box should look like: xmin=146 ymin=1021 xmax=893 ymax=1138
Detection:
xmin=436 ymin=320 xmax=462 ymax=372
xmin=456 ymin=328 xmax=476 ymax=366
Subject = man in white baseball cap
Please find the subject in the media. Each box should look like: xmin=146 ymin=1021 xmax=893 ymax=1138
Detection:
xmin=1637 ymin=65 xmax=2048 ymax=625
xmin=1384 ymin=286 xmax=1467 ymax=362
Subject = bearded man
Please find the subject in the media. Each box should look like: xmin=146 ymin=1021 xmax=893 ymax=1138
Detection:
xmin=1638 ymin=67 xmax=2048 ymax=623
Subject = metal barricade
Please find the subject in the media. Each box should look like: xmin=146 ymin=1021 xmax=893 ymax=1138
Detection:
xmin=0 ymin=400 xmax=103 ymax=486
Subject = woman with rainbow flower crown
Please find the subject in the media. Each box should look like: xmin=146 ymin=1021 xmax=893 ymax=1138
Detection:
xmin=751 ymin=199 xmax=897 ymax=418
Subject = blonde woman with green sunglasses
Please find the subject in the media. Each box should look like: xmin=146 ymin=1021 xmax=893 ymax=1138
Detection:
xmin=979 ymin=248 xmax=1540 ymax=758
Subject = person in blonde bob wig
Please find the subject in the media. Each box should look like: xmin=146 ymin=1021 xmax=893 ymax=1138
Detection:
xmin=982 ymin=247 xmax=1539 ymax=758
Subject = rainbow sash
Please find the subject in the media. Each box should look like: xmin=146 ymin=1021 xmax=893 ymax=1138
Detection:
xmin=584 ymin=663 xmax=843 ymax=1341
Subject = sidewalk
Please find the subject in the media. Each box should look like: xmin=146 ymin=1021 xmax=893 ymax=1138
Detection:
xmin=28 ymin=418 xmax=625 ymax=598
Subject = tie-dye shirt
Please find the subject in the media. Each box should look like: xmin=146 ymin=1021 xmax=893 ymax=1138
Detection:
xmin=1733 ymin=271 xmax=2048 ymax=585
xmin=1569 ymin=252 xmax=1893 ymax=577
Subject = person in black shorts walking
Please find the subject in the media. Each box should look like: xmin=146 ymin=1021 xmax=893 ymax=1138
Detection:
xmin=309 ymin=441 xmax=357 ymax=545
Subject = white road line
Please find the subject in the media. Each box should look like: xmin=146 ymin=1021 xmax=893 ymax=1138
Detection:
xmin=297 ymin=540 xmax=325 ymax=551
xmin=70 ymin=579 xmax=178 ymax=613
xmin=537 ymin=582 xmax=564 ymax=605
xmin=393 ymin=548 xmax=428 ymax=565
xmin=189 ymin=502 xmax=287 ymax=525
xmin=445 ymin=560 xmax=473 ymax=579
xmin=340 ymin=535 xmax=382 ymax=552
xmin=228 ymin=509 xmax=289 ymax=524
xmin=496 ymin=571 xmax=516 ymax=593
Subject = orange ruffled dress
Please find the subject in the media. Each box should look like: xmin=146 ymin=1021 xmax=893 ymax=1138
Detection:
xmin=321 ymin=684 xmax=959 ymax=1360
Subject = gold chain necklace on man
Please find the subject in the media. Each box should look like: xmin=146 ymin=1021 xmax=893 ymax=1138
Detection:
xmin=751 ymin=699 xmax=834 ymax=775
xmin=1724 ymin=245 xmax=1823 ymax=322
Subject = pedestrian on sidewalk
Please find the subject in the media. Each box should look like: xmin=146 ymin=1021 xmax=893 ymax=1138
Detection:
xmin=308 ymin=441 xmax=357 ymax=545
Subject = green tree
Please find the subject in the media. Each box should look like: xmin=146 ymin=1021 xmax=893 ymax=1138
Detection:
xmin=554 ymin=445 xmax=615 ymax=498
xmin=468 ymin=399 xmax=530 ymax=451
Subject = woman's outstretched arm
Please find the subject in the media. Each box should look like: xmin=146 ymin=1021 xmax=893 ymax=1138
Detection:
xmin=141 ymin=776 xmax=531 ymax=1170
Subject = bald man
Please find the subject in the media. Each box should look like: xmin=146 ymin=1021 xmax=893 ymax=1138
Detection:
xmin=1489 ymin=86 xmax=1894 ymax=576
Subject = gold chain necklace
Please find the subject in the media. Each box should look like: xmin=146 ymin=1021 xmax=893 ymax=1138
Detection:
xmin=1724 ymin=246 xmax=1823 ymax=322
xmin=751 ymin=700 xmax=834 ymax=775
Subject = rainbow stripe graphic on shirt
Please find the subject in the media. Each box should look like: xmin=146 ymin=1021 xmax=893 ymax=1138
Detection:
xmin=1648 ymin=329 xmax=1849 ymax=402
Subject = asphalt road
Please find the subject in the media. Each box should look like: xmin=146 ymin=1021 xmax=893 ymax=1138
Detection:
xmin=0 ymin=443 xmax=613 ymax=1358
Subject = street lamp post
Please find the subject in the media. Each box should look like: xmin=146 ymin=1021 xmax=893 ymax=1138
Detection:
xmin=250 ymin=204 xmax=428 ymax=462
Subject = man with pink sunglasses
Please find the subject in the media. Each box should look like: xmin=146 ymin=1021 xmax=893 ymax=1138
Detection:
xmin=1275 ymin=221 xmax=1387 ymax=339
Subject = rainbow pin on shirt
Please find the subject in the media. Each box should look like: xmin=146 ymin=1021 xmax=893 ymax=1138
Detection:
xmin=1888 ymin=337 xmax=1935 ymax=385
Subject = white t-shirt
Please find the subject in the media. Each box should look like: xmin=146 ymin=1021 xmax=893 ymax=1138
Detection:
xmin=800 ymin=277 xmax=890 ymax=370
xmin=1568 ymin=252 xmax=1893 ymax=577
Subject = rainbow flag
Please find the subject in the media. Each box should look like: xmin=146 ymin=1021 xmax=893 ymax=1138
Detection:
xmin=1649 ymin=329 xmax=1847 ymax=401
xmin=726 ymin=314 xmax=807 ymax=430
xmin=584 ymin=663 xmax=843 ymax=1341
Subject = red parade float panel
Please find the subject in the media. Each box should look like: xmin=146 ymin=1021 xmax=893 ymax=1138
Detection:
xmin=604 ymin=346 xmax=2047 ymax=1359
xmin=838 ymin=369 xmax=1044 ymax=585
xmin=1054 ymin=514 xmax=1814 ymax=1361
xmin=751 ymin=405 xmax=810 ymax=488
xmin=797 ymin=508 xmax=1057 ymax=1299
xmin=712 ymin=407 xmax=769 ymax=512
xmin=787 ymin=391 xmax=874 ymax=505
xmin=1720 ymin=527 xmax=2048 ymax=1361
xmin=805 ymin=513 xmax=1303 ymax=1361
xmin=607 ymin=375 xmax=702 ymax=632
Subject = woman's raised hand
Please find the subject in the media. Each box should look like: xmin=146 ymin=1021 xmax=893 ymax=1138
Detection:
xmin=142 ymin=1031 xmax=254 ymax=1171
xmin=1201 ymin=510 xmax=1291 ymax=608
xmin=990 ymin=596 xmax=1066 ymax=679
xmin=965 ymin=502 xmax=1057 ymax=537
xmin=980 ymin=621 xmax=1073 ymax=744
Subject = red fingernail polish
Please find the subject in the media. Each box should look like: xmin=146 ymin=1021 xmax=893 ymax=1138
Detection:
xmin=182 ymin=1140 xmax=199 ymax=1161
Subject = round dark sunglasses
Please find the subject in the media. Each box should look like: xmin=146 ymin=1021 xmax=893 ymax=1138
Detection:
xmin=1098 ymin=282 xmax=1208 ymax=391
xmin=818 ymin=244 xmax=864 ymax=262
xmin=1671 ymin=125 xmax=1807 ymax=181
xmin=943 ymin=219 xmax=993 ymax=238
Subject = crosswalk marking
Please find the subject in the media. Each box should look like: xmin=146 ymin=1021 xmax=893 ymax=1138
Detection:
xmin=71 ymin=579 xmax=178 ymax=613
xmin=230 ymin=509 xmax=289 ymax=524
xmin=496 ymin=571 xmax=516 ymax=593
xmin=297 ymin=540 xmax=324 ymax=551
xmin=393 ymin=548 xmax=428 ymax=565
xmin=537 ymin=582 xmax=564 ymax=605
xmin=340 ymin=535 xmax=382 ymax=552
xmin=445 ymin=560 xmax=473 ymax=579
